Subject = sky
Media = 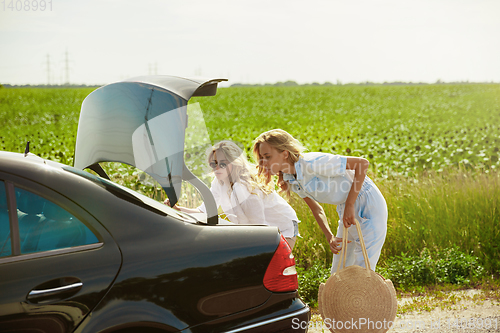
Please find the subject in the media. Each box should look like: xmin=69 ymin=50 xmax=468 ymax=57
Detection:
xmin=1 ymin=0 xmax=499 ymax=87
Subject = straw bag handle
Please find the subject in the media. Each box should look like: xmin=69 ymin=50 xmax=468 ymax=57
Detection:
xmin=336 ymin=219 xmax=371 ymax=272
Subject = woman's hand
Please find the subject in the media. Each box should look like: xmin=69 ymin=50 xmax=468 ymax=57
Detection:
xmin=342 ymin=203 xmax=357 ymax=228
xmin=164 ymin=198 xmax=180 ymax=211
xmin=327 ymin=235 xmax=351 ymax=254
xmin=328 ymin=236 xmax=343 ymax=254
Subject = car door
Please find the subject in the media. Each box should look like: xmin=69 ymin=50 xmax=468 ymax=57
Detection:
xmin=0 ymin=175 xmax=122 ymax=333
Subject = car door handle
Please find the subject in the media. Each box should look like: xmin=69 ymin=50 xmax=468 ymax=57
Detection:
xmin=29 ymin=282 xmax=83 ymax=297
xmin=27 ymin=278 xmax=83 ymax=303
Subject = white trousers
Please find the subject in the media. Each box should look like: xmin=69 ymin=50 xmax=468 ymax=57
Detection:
xmin=331 ymin=182 xmax=388 ymax=274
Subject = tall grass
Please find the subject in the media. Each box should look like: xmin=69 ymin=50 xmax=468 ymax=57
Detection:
xmin=293 ymin=170 xmax=500 ymax=275
xmin=380 ymin=169 xmax=500 ymax=273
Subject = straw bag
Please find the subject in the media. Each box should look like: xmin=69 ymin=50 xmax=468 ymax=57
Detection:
xmin=318 ymin=222 xmax=397 ymax=333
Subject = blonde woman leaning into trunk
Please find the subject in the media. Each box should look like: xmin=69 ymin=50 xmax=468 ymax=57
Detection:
xmin=166 ymin=140 xmax=300 ymax=249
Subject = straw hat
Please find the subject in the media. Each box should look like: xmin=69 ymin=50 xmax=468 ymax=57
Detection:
xmin=318 ymin=223 xmax=397 ymax=333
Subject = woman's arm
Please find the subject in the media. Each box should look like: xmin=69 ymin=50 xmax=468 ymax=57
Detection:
xmin=303 ymin=197 xmax=343 ymax=254
xmin=166 ymin=179 xmax=221 ymax=215
xmin=164 ymin=198 xmax=203 ymax=214
xmin=177 ymin=206 xmax=204 ymax=214
xmin=342 ymin=156 xmax=369 ymax=228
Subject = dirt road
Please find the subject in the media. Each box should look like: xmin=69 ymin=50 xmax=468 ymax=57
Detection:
xmin=307 ymin=289 xmax=500 ymax=332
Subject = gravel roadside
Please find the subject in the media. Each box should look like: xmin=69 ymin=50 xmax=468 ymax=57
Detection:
xmin=307 ymin=289 xmax=500 ymax=333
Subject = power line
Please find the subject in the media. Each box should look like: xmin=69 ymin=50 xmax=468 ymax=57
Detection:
xmin=148 ymin=62 xmax=158 ymax=75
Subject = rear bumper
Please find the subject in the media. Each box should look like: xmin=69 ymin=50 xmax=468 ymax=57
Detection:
xmin=223 ymin=306 xmax=310 ymax=333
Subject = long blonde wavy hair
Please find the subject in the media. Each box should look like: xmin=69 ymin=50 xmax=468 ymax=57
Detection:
xmin=207 ymin=140 xmax=274 ymax=195
xmin=252 ymin=129 xmax=305 ymax=198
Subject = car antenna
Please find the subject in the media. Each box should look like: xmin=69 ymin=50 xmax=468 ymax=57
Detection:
xmin=24 ymin=141 xmax=30 ymax=157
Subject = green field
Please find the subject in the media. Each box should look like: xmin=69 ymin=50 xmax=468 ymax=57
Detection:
xmin=194 ymin=84 xmax=500 ymax=177
xmin=1 ymin=84 xmax=499 ymax=299
xmin=2 ymin=84 xmax=499 ymax=174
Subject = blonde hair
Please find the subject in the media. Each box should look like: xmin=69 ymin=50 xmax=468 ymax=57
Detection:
xmin=252 ymin=129 xmax=305 ymax=197
xmin=207 ymin=140 xmax=274 ymax=195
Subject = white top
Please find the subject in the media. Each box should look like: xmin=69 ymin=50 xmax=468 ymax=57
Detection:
xmin=283 ymin=152 xmax=355 ymax=205
xmin=198 ymin=178 xmax=298 ymax=238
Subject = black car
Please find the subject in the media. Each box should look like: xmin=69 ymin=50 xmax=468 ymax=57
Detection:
xmin=0 ymin=76 xmax=310 ymax=333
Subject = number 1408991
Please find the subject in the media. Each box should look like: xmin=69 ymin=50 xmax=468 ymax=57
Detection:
xmin=446 ymin=317 xmax=498 ymax=330
xmin=1 ymin=0 xmax=52 ymax=11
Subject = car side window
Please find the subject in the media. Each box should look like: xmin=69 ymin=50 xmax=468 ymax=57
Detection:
xmin=0 ymin=181 xmax=11 ymax=257
xmin=15 ymin=187 xmax=99 ymax=254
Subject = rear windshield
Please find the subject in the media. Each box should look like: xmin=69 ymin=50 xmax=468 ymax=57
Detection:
xmin=63 ymin=166 xmax=199 ymax=224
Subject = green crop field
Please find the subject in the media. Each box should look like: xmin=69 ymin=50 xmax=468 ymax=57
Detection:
xmin=2 ymin=84 xmax=499 ymax=174
xmin=1 ymin=84 xmax=499 ymax=299
xmin=193 ymin=84 xmax=500 ymax=177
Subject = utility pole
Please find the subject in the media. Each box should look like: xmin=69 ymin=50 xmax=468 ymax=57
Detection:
xmin=65 ymin=49 xmax=70 ymax=84
xmin=45 ymin=54 xmax=51 ymax=85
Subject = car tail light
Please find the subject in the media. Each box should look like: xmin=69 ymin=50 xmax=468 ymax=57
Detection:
xmin=263 ymin=235 xmax=298 ymax=292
